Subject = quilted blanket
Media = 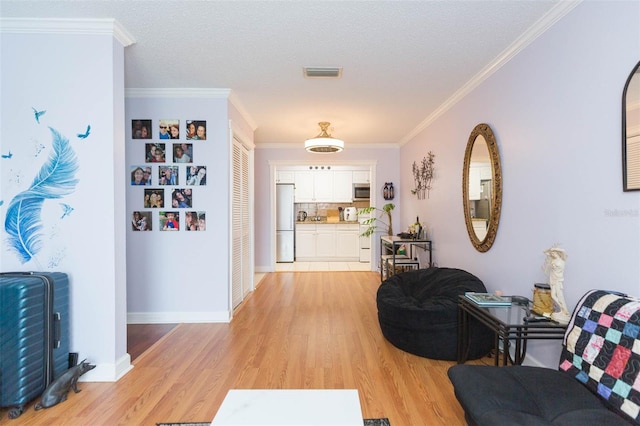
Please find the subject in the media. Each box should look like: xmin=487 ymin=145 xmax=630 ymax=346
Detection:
xmin=559 ymin=289 xmax=640 ymax=424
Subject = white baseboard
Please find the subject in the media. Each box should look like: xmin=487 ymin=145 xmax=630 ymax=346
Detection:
xmin=79 ymin=353 xmax=133 ymax=382
xmin=255 ymin=265 xmax=273 ymax=273
xmin=127 ymin=310 xmax=231 ymax=324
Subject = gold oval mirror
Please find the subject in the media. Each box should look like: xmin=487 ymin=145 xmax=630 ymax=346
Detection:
xmin=623 ymin=60 xmax=640 ymax=191
xmin=462 ymin=123 xmax=502 ymax=252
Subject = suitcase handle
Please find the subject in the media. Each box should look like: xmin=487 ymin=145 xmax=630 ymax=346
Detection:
xmin=53 ymin=312 xmax=61 ymax=349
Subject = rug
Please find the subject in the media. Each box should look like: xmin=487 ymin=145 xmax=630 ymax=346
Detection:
xmin=157 ymin=419 xmax=390 ymax=425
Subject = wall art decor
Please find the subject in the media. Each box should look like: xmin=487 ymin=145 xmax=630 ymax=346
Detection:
xmin=132 ymin=119 xmax=152 ymax=139
xmin=144 ymin=188 xmax=164 ymax=208
xmin=131 ymin=211 xmax=152 ymax=231
xmin=171 ymin=188 xmax=192 ymax=208
xmin=186 ymin=165 xmax=207 ymax=185
xmin=411 ymin=151 xmax=436 ymax=199
xmin=185 ymin=210 xmax=206 ymax=231
xmin=158 ymin=119 xmax=179 ymax=140
xmin=146 ymin=143 xmax=166 ymax=163
xmin=131 ymin=165 xmax=152 ymax=185
xmin=159 ymin=211 xmax=179 ymax=231
xmin=197 ymin=211 xmax=206 ymax=231
xmin=186 ymin=120 xmax=206 ymax=140
xmin=173 ymin=143 xmax=192 ymax=163
xmin=129 ymin=115 xmax=209 ymax=232
xmin=158 ymin=165 xmax=178 ymax=185
xmin=383 ymin=182 xmax=395 ymax=200
xmin=4 ymin=120 xmax=80 ymax=265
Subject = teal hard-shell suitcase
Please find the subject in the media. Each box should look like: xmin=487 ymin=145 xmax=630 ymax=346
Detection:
xmin=0 ymin=272 xmax=70 ymax=419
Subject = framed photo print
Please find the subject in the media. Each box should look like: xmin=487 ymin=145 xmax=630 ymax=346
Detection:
xmin=173 ymin=143 xmax=192 ymax=163
xmin=186 ymin=166 xmax=206 ymax=185
xmin=197 ymin=212 xmax=206 ymax=231
xmin=160 ymin=211 xmax=180 ymax=231
xmin=131 ymin=166 xmax=145 ymax=185
xmin=144 ymin=189 xmax=164 ymax=208
xmin=186 ymin=120 xmax=206 ymax=140
xmin=158 ymin=119 xmax=179 ymax=140
xmin=185 ymin=211 xmax=206 ymax=231
xmin=171 ymin=188 xmax=192 ymax=208
xmin=146 ymin=143 xmax=166 ymax=163
xmin=131 ymin=211 xmax=152 ymax=231
xmin=132 ymin=119 xmax=152 ymax=139
xmin=158 ymin=165 xmax=179 ymax=185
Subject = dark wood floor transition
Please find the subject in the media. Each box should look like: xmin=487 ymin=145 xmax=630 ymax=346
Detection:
xmin=127 ymin=323 xmax=178 ymax=361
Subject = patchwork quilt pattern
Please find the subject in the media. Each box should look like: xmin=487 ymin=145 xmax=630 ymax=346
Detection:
xmin=559 ymin=289 xmax=640 ymax=424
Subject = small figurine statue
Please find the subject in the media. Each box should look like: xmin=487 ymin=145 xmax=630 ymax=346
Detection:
xmin=34 ymin=360 xmax=96 ymax=411
xmin=543 ymin=245 xmax=570 ymax=324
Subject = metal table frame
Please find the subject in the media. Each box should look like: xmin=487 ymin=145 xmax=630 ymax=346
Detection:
xmin=379 ymin=236 xmax=432 ymax=281
xmin=457 ymin=295 xmax=567 ymax=366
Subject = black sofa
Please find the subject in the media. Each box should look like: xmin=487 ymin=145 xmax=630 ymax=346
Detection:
xmin=377 ymin=267 xmax=493 ymax=360
xmin=448 ymin=290 xmax=640 ymax=425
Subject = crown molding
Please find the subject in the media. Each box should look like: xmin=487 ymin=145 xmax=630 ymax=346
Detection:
xmin=0 ymin=18 xmax=135 ymax=47
xmin=125 ymin=88 xmax=231 ymax=98
xmin=229 ymin=91 xmax=258 ymax=131
xmin=399 ymin=0 xmax=582 ymax=146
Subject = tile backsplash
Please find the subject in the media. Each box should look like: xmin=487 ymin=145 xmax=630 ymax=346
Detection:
xmin=296 ymin=201 xmax=370 ymax=218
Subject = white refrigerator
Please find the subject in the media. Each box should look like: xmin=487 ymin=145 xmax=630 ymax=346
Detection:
xmin=276 ymin=184 xmax=295 ymax=262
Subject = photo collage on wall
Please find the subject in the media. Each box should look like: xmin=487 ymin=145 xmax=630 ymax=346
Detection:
xmin=131 ymin=119 xmax=207 ymax=231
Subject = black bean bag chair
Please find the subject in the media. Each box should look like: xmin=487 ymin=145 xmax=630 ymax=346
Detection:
xmin=377 ymin=267 xmax=493 ymax=360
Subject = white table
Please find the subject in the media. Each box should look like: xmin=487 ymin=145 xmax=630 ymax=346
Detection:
xmin=211 ymin=389 xmax=363 ymax=425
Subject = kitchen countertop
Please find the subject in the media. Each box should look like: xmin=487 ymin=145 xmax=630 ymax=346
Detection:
xmin=296 ymin=220 xmax=360 ymax=224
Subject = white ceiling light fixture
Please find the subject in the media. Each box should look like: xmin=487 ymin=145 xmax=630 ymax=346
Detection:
xmin=305 ymin=122 xmax=344 ymax=153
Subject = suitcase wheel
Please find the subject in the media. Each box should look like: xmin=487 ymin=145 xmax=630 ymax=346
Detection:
xmin=8 ymin=406 xmax=25 ymax=419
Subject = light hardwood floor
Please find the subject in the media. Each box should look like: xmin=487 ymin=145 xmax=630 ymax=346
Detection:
xmin=3 ymin=271 xmax=489 ymax=425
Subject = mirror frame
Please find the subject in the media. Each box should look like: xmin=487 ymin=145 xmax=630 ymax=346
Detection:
xmin=462 ymin=123 xmax=503 ymax=252
xmin=622 ymin=60 xmax=640 ymax=191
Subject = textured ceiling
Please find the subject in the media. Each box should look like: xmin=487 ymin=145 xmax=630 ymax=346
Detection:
xmin=1 ymin=0 xmax=570 ymax=146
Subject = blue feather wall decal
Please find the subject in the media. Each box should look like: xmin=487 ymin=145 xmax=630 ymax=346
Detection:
xmin=4 ymin=127 xmax=79 ymax=264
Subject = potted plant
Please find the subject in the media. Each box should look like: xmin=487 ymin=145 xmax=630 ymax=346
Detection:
xmin=358 ymin=203 xmax=395 ymax=237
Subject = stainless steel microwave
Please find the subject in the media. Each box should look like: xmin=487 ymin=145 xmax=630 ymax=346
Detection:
xmin=353 ymin=184 xmax=370 ymax=200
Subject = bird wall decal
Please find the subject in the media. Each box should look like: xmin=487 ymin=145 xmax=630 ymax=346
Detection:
xmin=32 ymin=107 xmax=46 ymax=123
xmin=77 ymin=125 xmax=91 ymax=139
xmin=59 ymin=203 xmax=74 ymax=219
xmin=1 ymin=151 xmax=12 ymax=159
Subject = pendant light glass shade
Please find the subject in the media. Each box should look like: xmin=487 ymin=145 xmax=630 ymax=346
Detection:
xmin=304 ymin=122 xmax=344 ymax=153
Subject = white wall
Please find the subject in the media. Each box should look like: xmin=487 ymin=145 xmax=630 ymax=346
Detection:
xmin=125 ymin=91 xmax=254 ymax=322
xmin=0 ymin=21 xmax=132 ymax=381
xmin=253 ymin=145 xmax=401 ymax=272
xmin=400 ymin=1 xmax=640 ymax=367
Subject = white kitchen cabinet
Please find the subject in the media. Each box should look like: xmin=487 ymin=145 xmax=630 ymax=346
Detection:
xmin=294 ymin=171 xmax=315 ymax=202
xmin=295 ymin=224 xmax=316 ymax=258
xmin=316 ymin=224 xmax=337 ymax=257
xmin=313 ymin=171 xmax=333 ymax=202
xmin=295 ymin=223 xmax=359 ymax=261
xmin=276 ymin=170 xmax=295 ymax=183
xmin=294 ymin=170 xmax=334 ymax=202
xmin=336 ymin=224 xmax=360 ymax=258
xmin=352 ymin=170 xmax=370 ymax=183
xmin=333 ymin=171 xmax=353 ymax=202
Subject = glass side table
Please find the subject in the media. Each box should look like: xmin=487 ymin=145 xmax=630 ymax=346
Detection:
xmin=379 ymin=235 xmax=432 ymax=281
xmin=457 ymin=295 xmax=567 ymax=366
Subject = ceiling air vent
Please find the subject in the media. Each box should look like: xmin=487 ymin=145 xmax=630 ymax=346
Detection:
xmin=303 ymin=67 xmax=343 ymax=79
